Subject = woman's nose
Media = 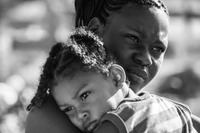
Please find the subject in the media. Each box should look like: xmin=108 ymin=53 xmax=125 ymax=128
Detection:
xmin=134 ymin=51 xmax=152 ymax=67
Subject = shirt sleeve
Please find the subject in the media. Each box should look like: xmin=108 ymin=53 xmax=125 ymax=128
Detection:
xmin=101 ymin=112 xmax=128 ymax=133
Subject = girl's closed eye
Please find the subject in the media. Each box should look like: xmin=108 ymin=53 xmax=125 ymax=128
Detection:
xmin=80 ymin=91 xmax=91 ymax=101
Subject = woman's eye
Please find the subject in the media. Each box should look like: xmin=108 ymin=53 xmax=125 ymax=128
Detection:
xmin=152 ymin=47 xmax=165 ymax=53
xmin=80 ymin=92 xmax=91 ymax=101
xmin=63 ymin=106 xmax=74 ymax=113
xmin=125 ymin=35 xmax=139 ymax=44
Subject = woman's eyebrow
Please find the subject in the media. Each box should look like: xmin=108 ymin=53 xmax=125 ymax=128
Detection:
xmin=125 ymin=25 xmax=144 ymax=36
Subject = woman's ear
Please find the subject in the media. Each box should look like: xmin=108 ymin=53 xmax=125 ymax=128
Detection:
xmin=88 ymin=17 xmax=104 ymax=37
xmin=109 ymin=64 xmax=126 ymax=88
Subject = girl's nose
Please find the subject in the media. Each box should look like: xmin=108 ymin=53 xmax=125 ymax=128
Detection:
xmin=78 ymin=111 xmax=89 ymax=122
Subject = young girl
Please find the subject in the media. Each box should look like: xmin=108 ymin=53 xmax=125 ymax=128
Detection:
xmin=29 ymin=27 xmax=197 ymax=133
xmin=26 ymin=0 xmax=200 ymax=132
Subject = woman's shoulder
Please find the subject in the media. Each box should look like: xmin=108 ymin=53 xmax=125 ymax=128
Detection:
xmin=25 ymin=95 xmax=82 ymax=133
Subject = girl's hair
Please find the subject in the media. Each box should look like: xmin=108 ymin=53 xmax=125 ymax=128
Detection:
xmin=26 ymin=27 xmax=115 ymax=111
xmin=75 ymin=0 xmax=169 ymax=27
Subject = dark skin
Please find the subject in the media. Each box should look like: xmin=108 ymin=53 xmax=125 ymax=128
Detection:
xmin=93 ymin=3 xmax=169 ymax=93
xmin=25 ymin=3 xmax=200 ymax=133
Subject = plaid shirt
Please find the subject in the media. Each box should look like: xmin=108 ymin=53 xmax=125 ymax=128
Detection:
xmin=102 ymin=91 xmax=197 ymax=133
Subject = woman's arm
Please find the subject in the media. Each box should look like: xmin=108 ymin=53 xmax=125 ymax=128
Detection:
xmin=25 ymin=95 xmax=82 ymax=133
xmin=191 ymin=114 xmax=200 ymax=132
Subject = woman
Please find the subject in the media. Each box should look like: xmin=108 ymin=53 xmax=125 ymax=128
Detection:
xmin=25 ymin=0 xmax=200 ymax=132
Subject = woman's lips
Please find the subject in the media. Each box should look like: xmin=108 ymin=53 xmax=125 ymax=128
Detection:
xmin=126 ymin=68 xmax=148 ymax=80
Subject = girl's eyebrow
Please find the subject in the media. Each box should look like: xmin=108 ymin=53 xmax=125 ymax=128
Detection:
xmin=58 ymin=83 xmax=89 ymax=108
xmin=59 ymin=103 xmax=69 ymax=108
xmin=73 ymin=83 xmax=88 ymax=99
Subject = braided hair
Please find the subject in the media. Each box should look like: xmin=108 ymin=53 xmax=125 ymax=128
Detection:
xmin=75 ymin=0 xmax=169 ymax=27
xmin=26 ymin=43 xmax=63 ymax=111
xmin=27 ymin=27 xmax=115 ymax=111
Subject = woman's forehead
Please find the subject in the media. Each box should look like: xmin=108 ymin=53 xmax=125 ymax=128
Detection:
xmin=110 ymin=0 xmax=168 ymax=15
xmin=107 ymin=3 xmax=169 ymax=29
xmin=114 ymin=2 xmax=166 ymax=16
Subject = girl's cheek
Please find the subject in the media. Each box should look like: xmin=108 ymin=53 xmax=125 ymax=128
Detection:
xmin=70 ymin=116 xmax=82 ymax=130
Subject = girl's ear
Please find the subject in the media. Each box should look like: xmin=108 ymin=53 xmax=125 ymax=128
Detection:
xmin=109 ymin=64 xmax=126 ymax=88
xmin=88 ymin=17 xmax=104 ymax=37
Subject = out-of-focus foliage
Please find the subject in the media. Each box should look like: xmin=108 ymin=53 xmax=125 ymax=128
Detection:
xmin=0 ymin=0 xmax=75 ymax=132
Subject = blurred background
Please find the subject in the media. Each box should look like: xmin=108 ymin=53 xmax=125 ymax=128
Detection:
xmin=0 ymin=0 xmax=200 ymax=132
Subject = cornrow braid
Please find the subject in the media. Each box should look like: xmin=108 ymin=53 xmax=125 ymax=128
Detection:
xmin=26 ymin=43 xmax=63 ymax=111
xmin=132 ymin=0 xmax=169 ymax=15
xmin=75 ymin=0 xmax=106 ymax=27
xmin=75 ymin=0 xmax=169 ymax=27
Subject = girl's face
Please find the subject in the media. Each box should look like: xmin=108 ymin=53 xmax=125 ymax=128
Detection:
xmin=100 ymin=3 xmax=169 ymax=92
xmin=52 ymin=71 xmax=117 ymax=132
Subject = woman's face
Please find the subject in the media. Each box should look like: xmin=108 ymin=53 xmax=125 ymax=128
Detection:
xmin=100 ymin=3 xmax=169 ymax=92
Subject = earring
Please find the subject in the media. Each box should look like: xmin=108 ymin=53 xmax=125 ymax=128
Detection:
xmin=46 ymin=88 xmax=50 ymax=95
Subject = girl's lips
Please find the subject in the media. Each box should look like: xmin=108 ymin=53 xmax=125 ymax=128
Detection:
xmin=84 ymin=121 xmax=99 ymax=132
